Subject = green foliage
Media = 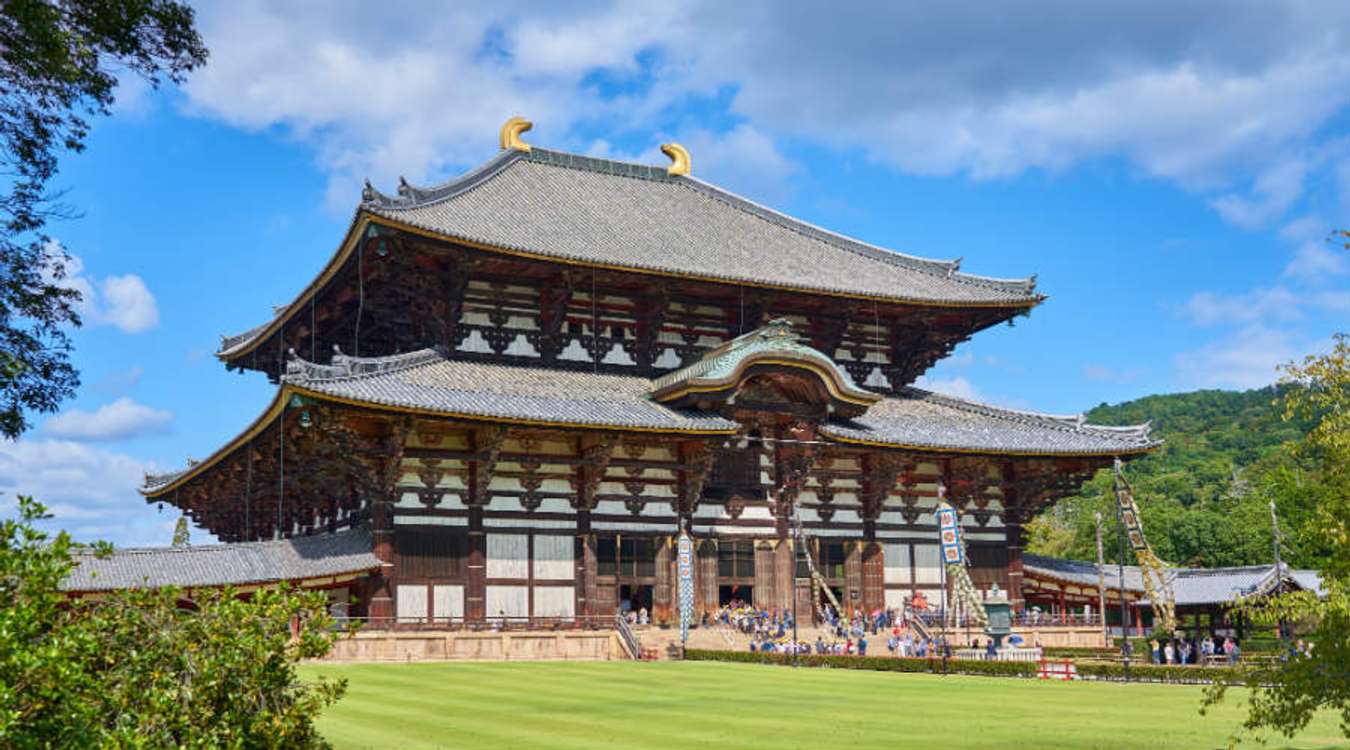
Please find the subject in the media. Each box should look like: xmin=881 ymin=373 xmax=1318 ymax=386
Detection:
xmin=0 ymin=0 xmax=206 ymax=437
xmin=171 ymin=515 xmax=190 ymax=547
xmin=1076 ymin=661 xmax=1242 ymax=684
xmin=1202 ymin=331 xmax=1350 ymax=743
xmin=1027 ymin=385 xmax=1325 ymax=568
xmin=683 ymin=648 xmax=1040 ymax=677
xmin=0 ymin=497 xmax=346 ymax=748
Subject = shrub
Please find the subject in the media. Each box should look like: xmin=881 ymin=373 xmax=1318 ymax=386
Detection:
xmin=684 ymin=649 xmax=1039 ymax=678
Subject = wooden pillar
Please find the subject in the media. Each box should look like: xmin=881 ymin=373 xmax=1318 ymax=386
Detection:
xmin=772 ymin=538 xmax=793 ymax=615
xmin=1002 ymin=463 xmax=1026 ymax=613
xmin=844 ymin=540 xmax=863 ymax=617
xmin=576 ymin=510 xmax=596 ymax=618
xmin=697 ymin=539 xmax=719 ymax=614
xmin=466 ymin=505 xmax=485 ymax=621
xmin=1134 ymin=602 xmax=1144 ymax=633
xmin=368 ymin=498 xmax=395 ymax=626
xmin=753 ymin=541 xmax=777 ymax=612
xmin=861 ymin=542 xmax=884 ymax=613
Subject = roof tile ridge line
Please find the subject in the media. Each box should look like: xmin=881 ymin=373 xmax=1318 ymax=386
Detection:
xmin=900 ymin=385 xmax=1152 ymax=442
xmin=524 ymin=147 xmax=674 ymax=183
xmin=678 ymin=174 xmax=1037 ymax=296
xmin=282 ymin=346 xmax=446 ymax=385
xmin=362 ymin=149 xmax=525 ymax=210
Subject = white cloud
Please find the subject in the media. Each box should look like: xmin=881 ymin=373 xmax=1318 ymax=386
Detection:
xmin=915 ymin=375 xmax=983 ymax=402
xmin=1173 ymin=325 xmax=1311 ymax=389
xmin=48 ymin=246 xmax=160 ymax=333
xmin=0 ymin=439 xmax=177 ymax=546
xmin=1083 ymin=363 xmax=1144 ymax=384
xmin=177 ymin=1 xmax=1348 ymax=226
xmin=41 ymin=398 xmax=173 ymax=442
xmin=1177 ymin=286 xmax=1305 ymax=327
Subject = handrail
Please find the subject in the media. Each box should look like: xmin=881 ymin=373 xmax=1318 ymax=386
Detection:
xmin=614 ymin=613 xmax=642 ymax=660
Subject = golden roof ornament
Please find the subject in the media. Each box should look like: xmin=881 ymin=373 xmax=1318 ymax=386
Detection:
xmin=661 ymin=142 xmax=691 ymax=176
xmin=499 ymin=116 xmax=532 ymax=152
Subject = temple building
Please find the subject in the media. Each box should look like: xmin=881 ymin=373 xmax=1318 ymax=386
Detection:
xmin=114 ymin=120 xmax=1158 ymax=627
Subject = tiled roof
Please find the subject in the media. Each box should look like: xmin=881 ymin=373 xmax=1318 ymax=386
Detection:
xmin=822 ymin=389 xmax=1158 ymax=455
xmin=362 ymin=147 xmax=1040 ymax=307
xmin=148 ymin=348 xmax=1156 ymax=496
xmin=1022 ymin=554 xmax=1325 ymax=605
xmin=62 ymin=528 xmax=380 ymax=592
xmin=284 ymin=348 xmax=739 ymax=433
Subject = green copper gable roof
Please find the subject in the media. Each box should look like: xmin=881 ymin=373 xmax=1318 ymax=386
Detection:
xmin=649 ymin=318 xmax=880 ymax=407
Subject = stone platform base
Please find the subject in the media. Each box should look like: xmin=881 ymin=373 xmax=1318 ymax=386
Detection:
xmin=323 ymin=629 xmax=625 ymax=662
xmin=1014 ymin=625 xmax=1107 ymax=648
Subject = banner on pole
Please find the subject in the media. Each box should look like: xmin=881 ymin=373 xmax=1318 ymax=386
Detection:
xmin=677 ymin=531 xmax=694 ymax=645
xmin=936 ymin=503 xmax=964 ymax=564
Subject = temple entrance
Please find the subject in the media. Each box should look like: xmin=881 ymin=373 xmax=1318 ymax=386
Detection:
xmin=619 ymin=584 xmax=653 ymax=615
xmin=719 ymin=585 xmax=753 ymax=607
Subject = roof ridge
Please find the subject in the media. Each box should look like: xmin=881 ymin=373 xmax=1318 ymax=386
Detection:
xmin=71 ymin=528 xmax=369 ymax=557
xmin=282 ymin=346 xmax=446 ymax=384
xmin=902 ymin=386 xmax=1155 ymax=446
xmin=360 ymin=149 xmax=525 ymax=210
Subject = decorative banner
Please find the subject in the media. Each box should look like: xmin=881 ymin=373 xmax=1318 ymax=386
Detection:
xmin=677 ymin=531 xmax=694 ymax=645
xmin=1116 ymin=484 xmax=1149 ymax=552
xmin=936 ymin=503 xmax=964 ymax=565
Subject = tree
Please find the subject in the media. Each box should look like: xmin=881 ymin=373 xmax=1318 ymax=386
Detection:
xmin=0 ymin=497 xmax=346 ymax=747
xmin=0 ymin=0 xmax=207 ymax=438
xmin=1202 ymin=332 xmax=1350 ymax=742
xmin=171 ymin=514 xmax=189 ymax=547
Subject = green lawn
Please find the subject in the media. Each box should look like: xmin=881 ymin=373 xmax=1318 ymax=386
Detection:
xmin=300 ymin=661 xmax=1347 ymax=750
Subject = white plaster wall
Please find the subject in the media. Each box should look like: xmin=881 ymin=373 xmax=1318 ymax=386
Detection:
xmin=532 ymin=535 xmax=574 ymax=580
xmin=486 ymin=533 xmax=529 ymax=578
xmin=433 ymin=585 xmax=464 ymax=619
xmin=913 ymin=544 xmax=943 ymax=584
xmin=884 ymin=543 xmax=911 ymax=584
xmin=532 ymin=586 xmax=576 ymax=618
xmin=396 ymin=584 xmax=428 ymax=622
xmin=486 ymin=585 xmax=529 ymax=618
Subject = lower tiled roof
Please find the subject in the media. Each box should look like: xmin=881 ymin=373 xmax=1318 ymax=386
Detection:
xmin=1022 ymin=553 xmax=1325 ymax=605
xmin=62 ymin=528 xmax=380 ymax=592
xmin=822 ymin=388 xmax=1158 ymax=456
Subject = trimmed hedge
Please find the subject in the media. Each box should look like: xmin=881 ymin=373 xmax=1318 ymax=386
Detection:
xmin=684 ymin=649 xmax=1039 ymax=678
xmin=1042 ymin=647 xmax=1118 ymax=659
xmin=1076 ymin=661 xmax=1242 ymax=684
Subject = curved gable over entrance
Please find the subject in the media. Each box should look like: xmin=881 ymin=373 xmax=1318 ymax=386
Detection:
xmin=649 ymin=319 xmax=880 ymax=419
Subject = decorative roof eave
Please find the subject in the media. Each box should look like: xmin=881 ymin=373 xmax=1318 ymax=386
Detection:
xmin=143 ymin=379 xmax=739 ymax=500
xmin=651 ymin=354 xmax=881 ymax=407
xmin=817 ymin=428 xmax=1161 ymax=459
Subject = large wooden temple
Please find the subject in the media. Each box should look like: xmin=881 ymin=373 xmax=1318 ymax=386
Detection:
xmin=124 ymin=120 xmax=1157 ymax=627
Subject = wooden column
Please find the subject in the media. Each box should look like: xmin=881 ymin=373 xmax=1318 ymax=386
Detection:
xmin=753 ymin=541 xmax=777 ymax=612
xmin=844 ymin=541 xmax=863 ymax=617
xmin=772 ymin=539 xmax=794 ymax=615
xmin=1002 ymin=463 xmax=1027 ymax=613
xmin=861 ymin=542 xmax=884 ymax=613
xmin=576 ymin=510 xmax=596 ymax=618
xmin=697 ymin=539 xmax=719 ymax=614
xmin=367 ymin=498 xmax=395 ymax=625
xmin=466 ymin=505 xmax=485 ymax=620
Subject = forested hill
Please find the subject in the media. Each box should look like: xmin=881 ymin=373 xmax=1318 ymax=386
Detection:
xmin=1025 ymin=386 xmax=1326 ymax=569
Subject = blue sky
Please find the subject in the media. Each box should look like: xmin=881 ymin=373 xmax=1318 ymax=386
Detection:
xmin=2 ymin=1 xmax=1347 ymax=546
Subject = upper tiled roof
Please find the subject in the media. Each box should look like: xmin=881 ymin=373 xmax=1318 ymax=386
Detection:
xmin=822 ymin=389 xmax=1158 ymax=456
xmin=62 ymin=528 xmax=380 ymax=592
xmin=362 ymin=147 xmax=1041 ymax=307
xmin=1022 ymin=554 xmax=1325 ymax=605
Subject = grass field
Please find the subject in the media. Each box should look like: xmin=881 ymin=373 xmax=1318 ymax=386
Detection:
xmin=300 ymin=661 xmax=1348 ymax=750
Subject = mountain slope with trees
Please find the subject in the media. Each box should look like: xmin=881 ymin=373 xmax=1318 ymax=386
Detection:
xmin=1026 ymin=385 xmax=1326 ymax=569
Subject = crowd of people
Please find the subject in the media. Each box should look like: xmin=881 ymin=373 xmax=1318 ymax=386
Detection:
xmin=1148 ymin=635 xmax=1242 ymax=665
